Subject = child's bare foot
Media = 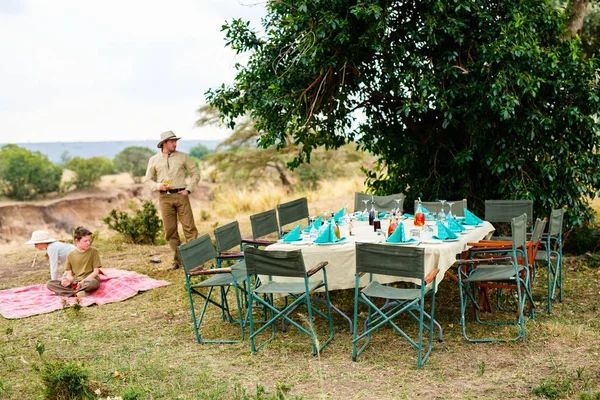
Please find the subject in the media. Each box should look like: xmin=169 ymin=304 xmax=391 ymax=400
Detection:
xmin=76 ymin=291 xmax=88 ymax=298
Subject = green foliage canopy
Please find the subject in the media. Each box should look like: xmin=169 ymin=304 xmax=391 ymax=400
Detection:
xmin=0 ymin=144 xmax=62 ymax=200
xmin=207 ymin=0 xmax=600 ymax=227
xmin=113 ymin=146 xmax=155 ymax=180
xmin=189 ymin=143 xmax=212 ymax=159
xmin=66 ymin=156 xmax=114 ymax=190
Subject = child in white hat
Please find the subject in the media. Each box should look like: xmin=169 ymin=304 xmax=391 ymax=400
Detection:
xmin=26 ymin=230 xmax=75 ymax=280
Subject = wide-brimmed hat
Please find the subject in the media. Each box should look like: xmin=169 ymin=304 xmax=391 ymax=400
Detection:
xmin=25 ymin=230 xmax=57 ymax=245
xmin=157 ymin=131 xmax=181 ymax=148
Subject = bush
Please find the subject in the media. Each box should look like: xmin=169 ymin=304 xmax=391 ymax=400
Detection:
xmin=103 ymin=199 xmax=163 ymax=244
xmin=66 ymin=156 xmax=114 ymax=190
xmin=0 ymin=144 xmax=63 ymax=200
xmin=113 ymin=146 xmax=154 ymax=182
xmin=189 ymin=143 xmax=211 ymax=159
xmin=40 ymin=360 xmax=93 ymax=400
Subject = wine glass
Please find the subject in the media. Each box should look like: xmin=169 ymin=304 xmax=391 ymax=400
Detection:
xmin=362 ymin=199 xmax=370 ymax=216
xmin=447 ymin=201 xmax=455 ymax=219
xmin=438 ymin=200 xmax=447 ymax=222
xmin=394 ymin=198 xmax=403 ymax=215
xmin=162 ymin=176 xmax=171 ymax=194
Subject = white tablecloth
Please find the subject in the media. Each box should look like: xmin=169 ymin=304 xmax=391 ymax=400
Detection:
xmin=265 ymin=218 xmax=495 ymax=291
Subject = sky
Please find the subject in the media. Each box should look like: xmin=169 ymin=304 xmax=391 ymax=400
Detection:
xmin=0 ymin=0 xmax=266 ymax=143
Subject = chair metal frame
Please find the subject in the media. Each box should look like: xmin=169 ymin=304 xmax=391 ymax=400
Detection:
xmin=178 ymin=234 xmax=248 ymax=344
xmin=244 ymin=246 xmax=334 ymax=355
xmin=535 ymin=208 xmax=566 ymax=313
xmin=352 ymin=243 xmax=439 ymax=368
xmin=457 ymin=213 xmax=534 ymax=342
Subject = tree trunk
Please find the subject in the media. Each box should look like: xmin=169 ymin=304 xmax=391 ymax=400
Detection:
xmin=565 ymin=0 xmax=589 ymax=37
xmin=268 ymin=163 xmax=291 ymax=186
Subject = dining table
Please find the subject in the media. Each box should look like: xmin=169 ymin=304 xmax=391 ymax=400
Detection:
xmin=264 ymin=215 xmax=495 ymax=332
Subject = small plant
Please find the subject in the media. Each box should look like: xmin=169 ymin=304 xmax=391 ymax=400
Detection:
xmin=478 ymin=361 xmax=486 ymax=376
xmin=5 ymin=326 xmax=13 ymax=335
xmin=35 ymin=342 xmax=45 ymax=358
xmin=40 ymin=360 xmax=93 ymax=400
xmin=103 ymin=199 xmax=163 ymax=244
xmin=122 ymin=386 xmax=145 ymax=400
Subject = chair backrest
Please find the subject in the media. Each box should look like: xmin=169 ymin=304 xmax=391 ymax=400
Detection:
xmin=548 ymin=208 xmax=566 ymax=237
xmin=511 ymin=213 xmax=528 ymax=251
xmin=178 ymin=234 xmax=217 ymax=274
xmin=214 ymin=221 xmax=242 ymax=253
xmin=249 ymin=209 xmax=280 ymax=240
xmin=277 ymin=197 xmax=309 ymax=228
xmin=530 ymin=218 xmax=547 ymax=243
xmin=355 ymin=242 xmax=425 ymax=280
xmin=415 ymin=199 xmax=468 ymax=217
xmin=485 ymin=200 xmax=533 ymax=223
xmin=354 ymin=192 xmax=405 ymax=213
xmin=244 ymin=246 xmax=306 ymax=278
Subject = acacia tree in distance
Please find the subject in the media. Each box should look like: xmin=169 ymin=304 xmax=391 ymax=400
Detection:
xmin=206 ymin=0 xmax=600 ymax=227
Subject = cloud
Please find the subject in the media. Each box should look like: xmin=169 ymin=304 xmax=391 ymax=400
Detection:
xmin=0 ymin=0 xmax=265 ymax=142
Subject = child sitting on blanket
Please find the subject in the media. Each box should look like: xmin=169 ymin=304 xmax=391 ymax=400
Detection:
xmin=46 ymin=227 xmax=101 ymax=298
xmin=26 ymin=230 xmax=75 ymax=280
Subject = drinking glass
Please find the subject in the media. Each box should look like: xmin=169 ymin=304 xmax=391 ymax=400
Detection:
xmin=447 ymin=201 xmax=455 ymax=219
xmin=162 ymin=176 xmax=171 ymax=194
xmin=362 ymin=199 xmax=370 ymax=216
xmin=438 ymin=200 xmax=447 ymax=222
xmin=394 ymin=198 xmax=402 ymax=215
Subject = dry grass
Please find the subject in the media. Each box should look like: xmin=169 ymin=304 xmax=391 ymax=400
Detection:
xmin=1 ymin=180 xmax=600 ymax=399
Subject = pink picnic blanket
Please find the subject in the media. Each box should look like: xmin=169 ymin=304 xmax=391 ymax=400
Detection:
xmin=0 ymin=268 xmax=171 ymax=319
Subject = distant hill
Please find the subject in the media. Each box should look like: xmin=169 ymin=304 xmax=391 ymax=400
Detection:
xmin=3 ymin=140 xmax=221 ymax=163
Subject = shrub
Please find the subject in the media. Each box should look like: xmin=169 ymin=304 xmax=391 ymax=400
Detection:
xmin=113 ymin=146 xmax=154 ymax=182
xmin=40 ymin=360 xmax=93 ymax=400
xmin=189 ymin=143 xmax=211 ymax=159
xmin=66 ymin=156 xmax=114 ymax=190
xmin=103 ymin=199 xmax=163 ymax=244
xmin=0 ymin=144 xmax=62 ymax=200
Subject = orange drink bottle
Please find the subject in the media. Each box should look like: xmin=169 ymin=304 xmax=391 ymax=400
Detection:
xmin=414 ymin=199 xmax=425 ymax=227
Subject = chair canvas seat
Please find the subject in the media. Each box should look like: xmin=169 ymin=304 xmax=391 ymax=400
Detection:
xmin=254 ymin=279 xmax=323 ymax=295
xmin=361 ymin=281 xmax=423 ymax=301
xmin=464 ymin=264 xmax=525 ymax=282
xmin=192 ymin=263 xmax=248 ymax=288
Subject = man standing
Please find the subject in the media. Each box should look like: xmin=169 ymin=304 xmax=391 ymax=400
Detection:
xmin=143 ymin=131 xmax=200 ymax=270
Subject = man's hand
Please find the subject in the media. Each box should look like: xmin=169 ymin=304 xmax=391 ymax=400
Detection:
xmin=159 ymin=183 xmax=169 ymax=191
xmin=178 ymin=190 xmax=189 ymax=196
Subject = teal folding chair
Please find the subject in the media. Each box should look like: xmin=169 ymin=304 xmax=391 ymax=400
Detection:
xmin=249 ymin=209 xmax=281 ymax=246
xmin=178 ymin=234 xmax=248 ymax=344
xmin=352 ymin=243 xmax=439 ymax=368
xmin=244 ymin=246 xmax=334 ymax=355
xmin=535 ymin=208 xmax=566 ymax=312
xmin=277 ymin=197 xmax=309 ymax=235
xmin=354 ymin=192 xmax=405 ymax=213
xmin=457 ymin=213 xmax=534 ymax=342
xmin=214 ymin=220 xmax=274 ymax=266
xmin=485 ymin=200 xmax=533 ymax=240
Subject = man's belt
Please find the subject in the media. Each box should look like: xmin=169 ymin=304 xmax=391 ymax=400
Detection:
xmin=160 ymin=188 xmax=186 ymax=194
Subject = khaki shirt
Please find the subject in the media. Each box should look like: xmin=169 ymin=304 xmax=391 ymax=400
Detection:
xmin=66 ymin=247 xmax=101 ymax=281
xmin=143 ymin=150 xmax=200 ymax=193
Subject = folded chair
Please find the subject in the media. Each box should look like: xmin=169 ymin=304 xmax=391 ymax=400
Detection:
xmin=244 ymin=246 xmax=334 ymax=355
xmin=352 ymin=243 xmax=439 ymax=368
xmin=249 ymin=209 xmax=280 ymax=246
xmin=277 ymin=197 xmax=310 ymax=235
xmin=457 ymin=213 xmax=534 ymax=342
xmin=354 ymin=192 xmax=405 ymax=213
xmin=178 ymin=234 xmax=248 ymax=344
xmin=416 ymin=199 xmax=468 ymax=217
xmin=535 ymin=208 xmax=566 ymax=312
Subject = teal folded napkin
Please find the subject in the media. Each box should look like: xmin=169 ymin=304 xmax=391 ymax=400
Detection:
xmin=334 ymin=207 xmax=344 ymax=223
xmin=447 ymin=216 xmax=466 ymax=233
xmin=463 ymin=208 xmax=483 ymax=225
xmin=283 ymin=224 xmax=303 ymax=242
xmin=314 ymin=222 xmax=346 ymax=244
xmin=386 ymin=222 xmax=416 ymax=243
xmin=377 ymin=211 xmax=387 ymax=219
xmin=433 ymin=220 xmax=458 ymax=240
xmin=303 ymin=216 xmax=322 ymax=233
xmin=356 ymin=214 xmax=369 ymax=221
xmin=403 ymin=213 xmax=414 ymax=219
xmin=421 ymin=206 xmax=430 ymax=213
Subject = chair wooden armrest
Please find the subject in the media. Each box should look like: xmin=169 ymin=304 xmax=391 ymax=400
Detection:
xmin=468 ymin=241 xmax=512 ymax=247
xmin=455 ymin=256 xmax=512 ymax=264
xmin=357 ymin=271 xmax=366 ymax=278
xmin=188 ymin=267 xmax=233 ymax=276
xmin=307 ymin=261 xmax=329 ymax=277
xmin=242 ymin=239 xmax=276 ymax=246
xmin=468 ymin=245 xmax=512 ymax=251
xmin=217 ymin=252 xmax=244 ymax=259
xmin=425 ymin=268 xmax=440 ymax=284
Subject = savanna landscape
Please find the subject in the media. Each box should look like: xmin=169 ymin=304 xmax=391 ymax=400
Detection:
xmin=0 ymin=163 xmax=599 ymax=399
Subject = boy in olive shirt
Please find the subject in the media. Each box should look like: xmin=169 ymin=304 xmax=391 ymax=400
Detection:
xmin=46 ymin=227 xmax=101 ymax=298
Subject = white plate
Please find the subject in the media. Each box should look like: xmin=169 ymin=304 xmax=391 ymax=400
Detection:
xmin=463 ymin=225 xmax=475 ymax=230
xmin=386 ymin=240 xmax=420 ymax=246
xmin=421 ymin=240 xmax=443 ymax=244
xmin=442 ymin=238 xmax=460 ymax=242
xmin=313 ymin=241 xmax=347 ymax=246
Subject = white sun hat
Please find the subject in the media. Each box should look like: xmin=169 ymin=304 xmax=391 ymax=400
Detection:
xmin=25 ymin=230 xmax=57 ymax=245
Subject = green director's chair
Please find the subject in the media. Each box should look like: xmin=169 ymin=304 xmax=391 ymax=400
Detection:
xmin=244 ymin=246 xmax=334 ymax=355
xmin=352 ymin=243 xmax=439 ymax=368
xmin=178 ymin=234 xmax=248 ymax=344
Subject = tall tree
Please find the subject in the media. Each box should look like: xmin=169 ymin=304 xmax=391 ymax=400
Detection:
xmin=207 ymin=0 xmax=600 ymax=226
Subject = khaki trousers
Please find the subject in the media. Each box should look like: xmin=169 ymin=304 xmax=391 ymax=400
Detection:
xmin=159 ymin=192 xmax=198 ymax=264
xmin=46 ymin=278 xmax=100 ymax=297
